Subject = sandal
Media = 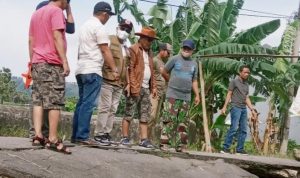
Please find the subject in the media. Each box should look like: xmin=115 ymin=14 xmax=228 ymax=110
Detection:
xmin=46 ymin=139 xmax=72 ymax=154
xmin=32 ymin=136 xmax=46 ymax=146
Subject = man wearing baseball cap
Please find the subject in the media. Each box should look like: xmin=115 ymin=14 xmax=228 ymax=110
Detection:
xmin=94 ymin=19 xmax=133 ymax=145
xmin=120 ymin=27 xmax=158 ymax=148
xmin=160 ymin=39 xmax=200 ymax=152
xmin=36 ymin=0 xmax=75 ymax=34
xmin=72 ymin=1 xmax=118 ymax=145
xmin=148 ymin=42 xmax=172 ymax=141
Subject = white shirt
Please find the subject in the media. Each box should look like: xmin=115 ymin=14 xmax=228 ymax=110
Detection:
xmin=142 ymin=50 xmax=151 ymax=88
xmin=75 ymin=17 xmax=110 ymax=76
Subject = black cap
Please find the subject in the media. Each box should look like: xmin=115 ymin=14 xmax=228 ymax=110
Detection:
xmin=119 ymin=19 xmax=133 ymax=33
xmin=36 ymin=1 xmax=49 ymax=10
xmin=93 ymin=1 xmax=115 ymax=15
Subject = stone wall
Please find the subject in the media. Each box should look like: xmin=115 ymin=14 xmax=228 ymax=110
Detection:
xmin=0 ymin=105 xmax=142 ymax=143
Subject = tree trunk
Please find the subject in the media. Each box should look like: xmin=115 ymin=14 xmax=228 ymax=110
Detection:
xmin=279 ymin=2 xmax=300 ymax=154
xmin=263 ymin=100 xmax=275 ymax=155
xmin=198 ymin=61 xmax=212 ymax=152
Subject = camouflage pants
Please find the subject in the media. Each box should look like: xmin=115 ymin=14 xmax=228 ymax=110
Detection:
xmin=31 ymin=63 xmax=65 ymax=110
xmin=160 ymin=98 xmax=189 ymax=150
xmin=124 ymin=87 xmax=151 ymax=123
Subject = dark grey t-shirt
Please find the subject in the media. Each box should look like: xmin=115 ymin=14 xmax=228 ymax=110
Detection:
xmin=165 ymin=54 xmax=198 ymax=101
xmin=229 ymin=77 xmax=249 ymax=108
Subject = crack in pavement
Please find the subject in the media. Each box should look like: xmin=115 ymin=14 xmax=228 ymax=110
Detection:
xmin=6 ymin=153 xmax=53 ymax=174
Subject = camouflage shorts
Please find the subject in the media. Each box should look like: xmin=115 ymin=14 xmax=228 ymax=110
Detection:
xmin=124 ymin=88 xmax=151 ymax=123
xmin=161 ymin=98 xmax=189 ymax=123
xmin=31 ymin=63 xmax=65 ymax=110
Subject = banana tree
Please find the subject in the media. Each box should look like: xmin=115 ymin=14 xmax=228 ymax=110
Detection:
xmin=113 ymin=0 xmax=285 ymax=151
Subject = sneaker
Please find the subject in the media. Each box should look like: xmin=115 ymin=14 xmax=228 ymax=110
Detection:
xmin=75 ymin=139 xmax=99 ymax=146
xmin=236 ymin=150 xmax=248 ymax=155
xmin=94 ymin=135 xmax=111 ymax=146
xmin=220 ymin=149 xmax=230 ymax=154
xmin=139 ymin=139 xmax=155 ymax=149
xmin=120 ymin=137 xmax=131 ymax=146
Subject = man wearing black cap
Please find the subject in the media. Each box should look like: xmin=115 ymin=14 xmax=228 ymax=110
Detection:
xmin=29 ymin=0 xmax=75 ymax=140
xmin=94 ymin=19 xmax=134 ymax=145
xmin=160 ymin=39 xmax=200 ymax=152
xmin=148 ymin=43 xmax=172 ymax=141
xmin=72 ymin=1 xmax=119 ymax=145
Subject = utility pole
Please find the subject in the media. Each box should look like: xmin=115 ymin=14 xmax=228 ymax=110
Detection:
xmin=279 ymin=0 xmax=300 ymax=154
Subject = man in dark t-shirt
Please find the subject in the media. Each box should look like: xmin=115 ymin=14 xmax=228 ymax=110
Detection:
xmin=221 ymin=65 xmax=256 ymax=155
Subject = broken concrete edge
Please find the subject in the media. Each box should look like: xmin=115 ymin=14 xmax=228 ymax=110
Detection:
xmin=0 ymin=147 xmax=43 ymax=152
xmin=77 ymin=145 xmax=300 ymax=173
xmin=0 ymin=167 xmax=38 ymax=178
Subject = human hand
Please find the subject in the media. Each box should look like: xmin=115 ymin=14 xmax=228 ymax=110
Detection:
xmin=62 ymin=60 xmax=70 ymax=77
xmin=113 ymin=72 xmax=120 ymax=81
xmin=194 ymin=95 xmax=200 ymax=106
xmin=221 ymin=107 xmax=227 ymax=115
xmin=152 ymin=89 xmax=157 ymax=99
xmin=124 ymin=84 xmax=130 ymax=97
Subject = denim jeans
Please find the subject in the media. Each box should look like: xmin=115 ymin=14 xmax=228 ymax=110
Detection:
xmin=223 ymin=106 xmax=248 ymax=152
xmin=71 ymin=73 xmax=102 ymax=141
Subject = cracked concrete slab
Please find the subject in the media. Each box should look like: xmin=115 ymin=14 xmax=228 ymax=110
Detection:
xmin=0 ymin=138 xmax=258 ymax=178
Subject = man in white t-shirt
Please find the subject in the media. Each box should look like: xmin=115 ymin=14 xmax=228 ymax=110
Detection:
xmin=71 ymin=1 xmax=119 ymax=145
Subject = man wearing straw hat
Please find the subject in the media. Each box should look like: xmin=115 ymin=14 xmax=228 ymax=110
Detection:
xmin=120 ymin=27 xmax=158 ymax=148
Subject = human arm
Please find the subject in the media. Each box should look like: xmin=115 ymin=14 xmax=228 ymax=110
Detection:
xmin=161 ymin=57 xmax=175 ymax=82
xmin=221 ymin=90 xmax=233 ymax=115
xmin=53 ymin=30 xmax=70 ymax=76
xmin=99 ymin=44 xmax=119 ymax=80
xmin=192 ymin=80 xmax=200 ymax=105
xmin=65 ymin=4 xmax=75 ymax=34
xmin=128 ymin=48 xmax=139 ymax=95
xmin=246 ymin=96 xmax=256 ymax=112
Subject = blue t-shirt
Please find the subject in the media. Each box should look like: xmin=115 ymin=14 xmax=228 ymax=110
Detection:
xmin=164 ymin=54 xmax=198 ymax=101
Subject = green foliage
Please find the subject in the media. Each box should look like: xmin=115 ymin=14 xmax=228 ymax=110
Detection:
xmin=112 ymin=0 xmax=292 ymax=153
xmin=231 ymin=19 xmax=280 ymax=44
xmin=287 ymin=139 xmax=300 ymax=156
xmin=0 ymin=67 xmax=18 ymax=104
xmin=64 ymin=97 xmax=78 ymax=112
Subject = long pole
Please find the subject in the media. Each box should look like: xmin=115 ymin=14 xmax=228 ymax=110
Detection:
xmin=198 ymin=61 xmax=212 ymax=152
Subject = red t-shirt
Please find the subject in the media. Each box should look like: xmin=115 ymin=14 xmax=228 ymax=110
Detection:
xmin=29 ymin=4 xmax=66 ymax=65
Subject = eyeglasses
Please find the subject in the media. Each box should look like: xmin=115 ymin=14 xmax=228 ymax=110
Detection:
xmin=120 ymin=27 xmax=131 ymax=34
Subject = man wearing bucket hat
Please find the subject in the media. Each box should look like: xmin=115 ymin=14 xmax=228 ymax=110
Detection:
xmin=94 ymin=19 xmax=133 ymax=145
xmin=120 ymin=27 xmax=158 ymax=148
xmin=160 ymin=39 xmax=200 ymax=152
xmin=72 ymin=1 xmax=119 ymax=145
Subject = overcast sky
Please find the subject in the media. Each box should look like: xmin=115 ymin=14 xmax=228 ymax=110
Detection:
xmin=0 ymin=0 xmax=298 ymax=82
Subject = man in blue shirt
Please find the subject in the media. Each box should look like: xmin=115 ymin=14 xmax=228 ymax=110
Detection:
xmin=160 ymin=39 xmax=200 ymax=152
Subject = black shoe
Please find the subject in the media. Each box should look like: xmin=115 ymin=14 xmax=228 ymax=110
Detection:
xmin=220 ymin=149 xmax=230 ymax=154
xmin=139 ymin=139 xmax=154 ymax=149
xmin=236 ymin=150 xmax=248 ymax=155
xmin=94 ymin=135 xmax=111 ymax=146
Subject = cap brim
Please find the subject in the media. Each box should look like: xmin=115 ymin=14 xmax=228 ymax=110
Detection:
xmin=182 ymin=45 xmax=194 ymax=50
xmin=107 ymin=11 xmax=116 ymax=15
xmin=135 ymin=33 xmax=159 ymax=40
